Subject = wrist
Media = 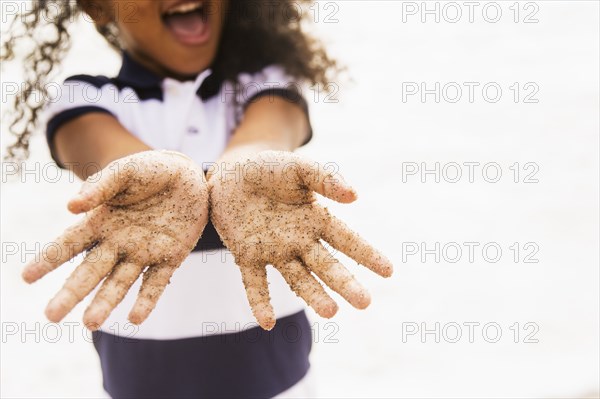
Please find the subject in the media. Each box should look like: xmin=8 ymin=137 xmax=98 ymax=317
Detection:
xmin=209 ymin=144 xmax=290 ymax=181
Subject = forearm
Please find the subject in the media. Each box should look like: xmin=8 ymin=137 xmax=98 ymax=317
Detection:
xmin=54 ymin=113 xmax=151 ymax=180
xmin=219 ymin=96 xmax=310 ymax=161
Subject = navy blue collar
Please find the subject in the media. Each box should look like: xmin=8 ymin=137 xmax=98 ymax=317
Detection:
xmin=116 ymin=52 xmax=222 ymax=100
xmin=116 ymin=52 xmax=164 ymax=89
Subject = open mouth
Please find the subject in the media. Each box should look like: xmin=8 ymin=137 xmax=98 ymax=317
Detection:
xmin=162 ymin=1 xmax=210 ymax=45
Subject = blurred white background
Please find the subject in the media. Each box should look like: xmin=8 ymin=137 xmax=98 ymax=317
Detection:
xmin=1 ymin=1 xmax=599 ymax=398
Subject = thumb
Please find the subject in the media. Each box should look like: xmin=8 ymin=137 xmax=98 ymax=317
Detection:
xmin=68 ymin=158 xmax=136 ymax=213
xmin=296 ymin=158 xmax=357 ymax=204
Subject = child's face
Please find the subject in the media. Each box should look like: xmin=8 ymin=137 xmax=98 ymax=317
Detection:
xmin=91 ymin=0 xmax=227 ymax=78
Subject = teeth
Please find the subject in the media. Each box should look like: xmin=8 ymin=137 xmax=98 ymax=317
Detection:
xmin=165 ymin=1 xmax=203 ymax=15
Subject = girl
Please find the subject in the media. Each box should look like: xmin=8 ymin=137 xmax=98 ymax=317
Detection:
xmin=2 ymin=0 xmax=393 ymax=397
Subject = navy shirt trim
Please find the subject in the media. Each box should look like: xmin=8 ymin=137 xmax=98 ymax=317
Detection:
xmin=92 ymin=310 xmax=312 ymax=398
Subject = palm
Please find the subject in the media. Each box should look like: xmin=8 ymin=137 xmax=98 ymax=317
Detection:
xmin=23 ymin=151 xmax=209 ymax=329
xmin=210 ymin=151 xmax=393 ymax=330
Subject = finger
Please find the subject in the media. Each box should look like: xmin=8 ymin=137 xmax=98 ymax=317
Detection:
xmin=302 ymin=242 xmax=371 ymax=309
xmin=22 ymin=218 xmax=97 ymax=284
xmin=277 ymin=259 xmax=338 ymax=318
xmin=83 ymin=261 xmax=145 ymax=330
xmin=67 ymin=161 xmax=132 ymax=214
xmin=320 ymin=208 xmax=393 ymax=278
xmin=239 ymin=263 xmax=275 ymax=330
xmin=45 ymin=242 xmax=118 ymax=323
xmin=295 ymin=159 xmax=357 ymax=203
xmin=128 ymin=262 xmax=178 ymax=325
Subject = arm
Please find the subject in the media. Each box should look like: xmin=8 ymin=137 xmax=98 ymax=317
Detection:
xmin=54 ymin=96 xmax=308 ymax=179
xmin=53 ymin=113 xmax=151 ymax=179
xmin=209 ymin=94 xmax=393 ymax=330
xmin=217 ymin=96 xmax=310 ymax=162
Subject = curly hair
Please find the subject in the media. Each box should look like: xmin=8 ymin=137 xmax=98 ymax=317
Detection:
xmin=1 ymin=0 xmax=338 ymax=161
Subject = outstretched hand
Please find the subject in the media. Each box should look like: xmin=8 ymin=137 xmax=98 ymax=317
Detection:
xmin=209 ymin=150 xmax=393 ymax=330
xmin=22 ymin=150 xmax=209 ymax=329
